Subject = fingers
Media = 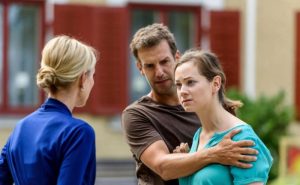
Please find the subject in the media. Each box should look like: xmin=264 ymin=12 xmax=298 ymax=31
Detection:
xmin=180 ymin=143 xmax=185 ymax=148
xmin=238 ymin=154 xmax=257 ymax=162
xmin=179 ymin=143 xmax=189 ymax=153
xmin=173 ymin=143 xmax=189 ymax=153
xmin=238 ymin=147 xmax=258 ymax=155
xmin=231 ymin=153 xmax=257 ymax=168
xmin=173 ymin=146 xmax=181 ymax=153
xmin=226 ymin=154 xmax=256 ymax=168
xmin=179 ymin=143 xmax=186 ymax=153
xmin=235 ymin=140 xmax=256 ymax=147
xmin=234 ymin=161 xmax=253 ymax=169
xmin=224 ymin=129 xmax=241 ymax=139
xmin=181 ymin=143 xmax=189 ymax=153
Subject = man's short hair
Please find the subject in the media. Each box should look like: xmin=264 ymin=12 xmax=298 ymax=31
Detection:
xmin=130 ymin=23 xmax=177 ymax=62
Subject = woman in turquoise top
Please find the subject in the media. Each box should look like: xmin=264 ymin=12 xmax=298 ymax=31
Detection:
xmin=174 ymin=49 xmax=273 ymax=185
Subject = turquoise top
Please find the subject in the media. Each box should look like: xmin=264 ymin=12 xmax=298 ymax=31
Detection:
xmin=179 ymin=124 xmax=273 ymax=185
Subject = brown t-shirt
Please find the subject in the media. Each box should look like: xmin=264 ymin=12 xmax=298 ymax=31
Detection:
xmin=122 ymin=96 xmax=200 ymax=185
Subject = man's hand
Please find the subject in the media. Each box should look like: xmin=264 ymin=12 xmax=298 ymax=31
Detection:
xmin=211 ymin=129 xmax=258 ymax=168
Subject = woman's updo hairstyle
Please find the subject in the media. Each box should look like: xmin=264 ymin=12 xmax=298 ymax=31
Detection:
xmin=36 ymin=35 xmax=97 ymax=93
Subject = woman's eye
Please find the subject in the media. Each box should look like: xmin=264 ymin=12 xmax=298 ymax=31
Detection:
xmin=187 ymin=80 xmax=195 ymax=86
xmin=175 ymin=83 xmax=182 ymax=89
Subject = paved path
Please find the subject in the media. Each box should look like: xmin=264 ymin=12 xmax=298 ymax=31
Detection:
xmin=95 ymin=159 xmax=137 ymax=185
xmin=95 ymin=177 xmax=137 ymax=185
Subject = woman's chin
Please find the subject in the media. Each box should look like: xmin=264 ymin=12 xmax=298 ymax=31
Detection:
xmin=183 ymin=106 xmax=195 ymax=112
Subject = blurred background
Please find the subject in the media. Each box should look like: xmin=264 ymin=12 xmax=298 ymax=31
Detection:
xmin=0 ymin=0 xmax=300 ymax=184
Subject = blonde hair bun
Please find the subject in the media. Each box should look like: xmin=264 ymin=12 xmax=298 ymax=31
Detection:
xmin=37 ymin=65 xmax=57 ymax=90
xmin=36 ymin=35 xmax=97 ymax=93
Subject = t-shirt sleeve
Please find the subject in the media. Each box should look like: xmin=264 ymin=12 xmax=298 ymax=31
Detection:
xmin=230 ymin=128 xmax=273 ymax=185
xmin=0 ymin=137 xmax=14 ymax=185
xmin=57 ymin=124 xmax=96 ymax=185
xmin=122 ymin=107 xmax=162 ymax=160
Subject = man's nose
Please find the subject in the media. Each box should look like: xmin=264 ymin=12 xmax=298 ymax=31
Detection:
xmin=155 ymin=66 xmax=164 ymax=77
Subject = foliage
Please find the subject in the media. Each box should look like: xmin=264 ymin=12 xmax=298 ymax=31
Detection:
xmin=226 ymin=89 xmax=294 ymax=181
xmin=269 ymin=176 xmax=300 ymax=185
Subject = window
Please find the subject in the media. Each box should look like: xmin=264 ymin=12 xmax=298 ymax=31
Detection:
xmin=129 ymin=9 xmax=157 ymax=102
xmin=128 ymin=3 xmax=201 ymax=103
xmin=168 ymin=11 xmax=196 ymax=53
xmin=8 ymin=4 xmax=40 ymax=107
xmin=0 ymin=0 xmax=45 ymax=114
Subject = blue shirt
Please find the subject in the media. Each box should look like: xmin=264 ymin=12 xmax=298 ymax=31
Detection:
xmin=0 ymin=98 xmax=96 ymax=185
xmin=179 ymin=124 xmax=273 ymax=185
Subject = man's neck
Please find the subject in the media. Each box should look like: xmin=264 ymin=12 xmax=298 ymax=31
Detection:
xmin=148 ymin=91 xmax=180 ymax=106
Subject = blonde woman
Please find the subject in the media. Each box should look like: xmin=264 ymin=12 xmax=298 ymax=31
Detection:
xmin=174 ymin=49 xmax=273 ymax=185
xmin=0 ymin=35 xmax=98 ymax=185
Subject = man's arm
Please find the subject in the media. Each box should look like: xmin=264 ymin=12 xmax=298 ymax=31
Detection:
xmin=141 ymin=129 xmax=258 ymax=181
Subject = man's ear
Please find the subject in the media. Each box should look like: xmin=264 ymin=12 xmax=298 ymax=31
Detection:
xmin=136 ymin=61 xmax=145 ymax=76
xmin=212 ymin=75 xmax=221 ymax=94
xmin=175 ymin=50 xmax=181 ymax=61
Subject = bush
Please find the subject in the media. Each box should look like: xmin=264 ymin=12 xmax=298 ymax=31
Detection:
xmin=269 ymin=176 xmax=300 ymax=185
xmin=226 ymin=89 xmax=294 ymax=181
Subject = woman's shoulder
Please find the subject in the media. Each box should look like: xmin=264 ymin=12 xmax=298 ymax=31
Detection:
xmin=231 ymin=123 xmax=272 ymax=160
xmin=71 ymin=117 xmax=94 ymax=132
xmin=230 ymin=124 xmax=273 ymax=184
xmin=48 ymin=114 xmax=95 ymax=137
xmin=59 ymin=118 xmax=95 ymax=144
xmin=231 ymin=124 xmax=257 ymax=141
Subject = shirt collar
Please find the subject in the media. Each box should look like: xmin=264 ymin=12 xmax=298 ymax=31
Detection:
xmin=40 ymin=98 xmax=72 ymax=116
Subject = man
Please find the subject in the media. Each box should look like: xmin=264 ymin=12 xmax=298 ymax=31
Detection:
xmin=122 ymin=23 xmax=257 ymax=185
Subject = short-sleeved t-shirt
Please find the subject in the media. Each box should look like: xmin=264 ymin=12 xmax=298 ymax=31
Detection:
xmin=179 ymin=124 xmax=273 ymax=185
xmin=122 ymin=96 xmax=200 ymax=185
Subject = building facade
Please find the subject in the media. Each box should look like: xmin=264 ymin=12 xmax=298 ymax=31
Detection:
xmin=1 ymin=0 xmax=300 ymax=160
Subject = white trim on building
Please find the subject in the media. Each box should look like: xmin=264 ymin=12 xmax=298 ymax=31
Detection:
xmin=106 ymin=0 xmax=224 ymax=8
xmin=244 ymin=0 xmax=257 ymax=99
